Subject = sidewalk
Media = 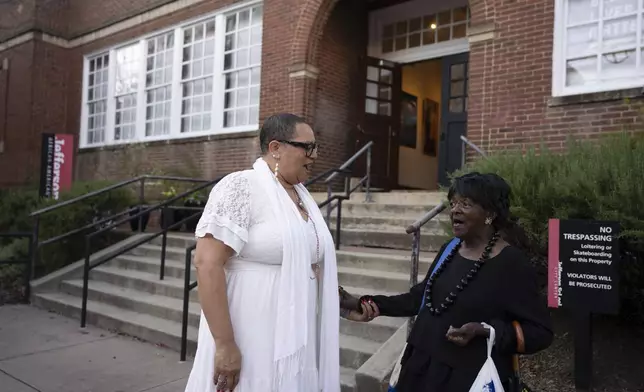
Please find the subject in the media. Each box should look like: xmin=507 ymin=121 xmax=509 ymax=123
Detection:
xmin=0 ymin=305 xmax=192 ymax=392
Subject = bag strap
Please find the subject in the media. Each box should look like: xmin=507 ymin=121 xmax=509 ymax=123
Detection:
xmin=419 ymin=237 xmax=461 ymax=312
xmin=512 ymin=321 xmax=525 ymax=374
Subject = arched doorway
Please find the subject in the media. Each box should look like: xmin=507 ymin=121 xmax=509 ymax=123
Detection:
xmin=285 ymin=0 xmax=489 ymax=190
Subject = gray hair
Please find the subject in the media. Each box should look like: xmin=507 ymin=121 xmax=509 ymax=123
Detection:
xmin=259 ymin=113 xmax=307 ymax=154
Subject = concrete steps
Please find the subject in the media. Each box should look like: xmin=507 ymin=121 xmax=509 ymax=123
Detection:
xmin=32 ymin=190 xmax=448 ymax=392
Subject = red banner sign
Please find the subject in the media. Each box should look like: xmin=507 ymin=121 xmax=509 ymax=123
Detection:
xmin=40 ymin=133 xmax=74 ymax=200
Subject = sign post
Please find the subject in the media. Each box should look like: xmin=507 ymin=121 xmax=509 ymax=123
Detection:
xmin=548 ymin=219 xmax=620 ymax=391
xmin=39 ymin=133 xmax=74 ymax=200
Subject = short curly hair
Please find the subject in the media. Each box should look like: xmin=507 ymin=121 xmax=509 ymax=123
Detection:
xmin=259 ymin=113 xmax=307 ymax=154
xmin=448 ymin=172 xmax=511 ymax=228
xmin=448 ymin=172 xmax=533 ymax=253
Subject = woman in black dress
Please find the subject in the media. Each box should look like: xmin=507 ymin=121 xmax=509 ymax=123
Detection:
xmin=343 ymin=172 xmax=553 ymax=392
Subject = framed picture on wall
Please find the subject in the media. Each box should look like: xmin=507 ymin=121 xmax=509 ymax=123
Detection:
xmin=423 ymin=98 xmax=439 ymax=156
xmin=400 ymin=91 xmax=418 ymax=149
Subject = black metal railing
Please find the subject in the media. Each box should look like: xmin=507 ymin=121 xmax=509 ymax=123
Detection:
xmin=0 ymin=232 xmax=34 ymax=302
xmin=180 ymin=243 xmax=197 ymax=361
xmin=27 ymin=175 xmax=211 ymax=283
xmin=79 ymin=177 xmax=222 ymax=327
xmin=460 ymin=135 xmax=487 ymax=166
xmin=304 ymin=141 xmax=374 ymax=248
xmin=405 ymin=201 xmax=447 ymax=334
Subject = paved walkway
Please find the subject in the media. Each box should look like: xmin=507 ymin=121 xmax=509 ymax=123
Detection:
xmin=0 ymin=305 xmax=192 ymax=392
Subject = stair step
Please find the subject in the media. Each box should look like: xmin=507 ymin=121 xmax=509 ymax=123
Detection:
xmin=338 ymin=266 xmax=412 ymax=292
xmin=111 ymin=254 xmax=195 ymax=280
xmin=341 ymin=202 xmax=446 ymax=219
xmin=32 ymin=292 xmax=199 ymax=355
xmin=340 ymin=314 xmax=405 ymax=343
xmin=336 ymin=247 xmax=434 ymax=274
xmin=89 ymin=266 xmax=198 ymax=302
xmin=339 ymin=333 xmax=381 ymax=369
xmin=60 ymin=279 xmax=202 ymax=328
xmin=329 ymin=215 xmax=445 ymax=231
xmin=129 ymin=244 xmax=189 ymax=262
xmin=341 ymin=366 xmax=356 ymax=392
xmin=336 ymin=227 xmax=447 ymax=251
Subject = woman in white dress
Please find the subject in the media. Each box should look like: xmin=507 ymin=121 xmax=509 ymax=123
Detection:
xmin=184 ymin=113 xmax=340 ymax=392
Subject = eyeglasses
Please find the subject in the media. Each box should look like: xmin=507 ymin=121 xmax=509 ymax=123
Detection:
xmin=277 ymin=140 xmax=319 ymax=157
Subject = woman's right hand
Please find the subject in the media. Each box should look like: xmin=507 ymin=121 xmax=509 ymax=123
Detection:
xmin=214 ymin=340 xmax=242 ymax=391
xmin=345 ymin=299 xmax=380 ymax=322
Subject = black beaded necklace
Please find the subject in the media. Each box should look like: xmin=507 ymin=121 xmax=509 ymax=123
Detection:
xmin=424 ymin=232 xmax=500 ymax=316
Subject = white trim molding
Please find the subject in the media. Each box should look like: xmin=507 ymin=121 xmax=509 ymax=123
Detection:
xmin=552 ymin=0 xmax=644 ymax=97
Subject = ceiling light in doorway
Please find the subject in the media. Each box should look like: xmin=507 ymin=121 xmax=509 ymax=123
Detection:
xmin=430 ymin=23 xmax=437 ymax=29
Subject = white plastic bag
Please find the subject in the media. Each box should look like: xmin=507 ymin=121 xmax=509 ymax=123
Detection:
xmin=468 ymin=323 xmax=505 ymax=392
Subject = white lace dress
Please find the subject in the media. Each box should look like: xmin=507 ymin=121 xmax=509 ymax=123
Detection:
xmin=184 ymin=170 xmax=325 ymax=392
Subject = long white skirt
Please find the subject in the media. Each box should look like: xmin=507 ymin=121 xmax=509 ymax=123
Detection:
xmin=184 ymin=261 xmax=319 ymax=392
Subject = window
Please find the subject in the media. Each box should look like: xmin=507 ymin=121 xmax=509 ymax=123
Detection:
xmin=223 ymin=6 xmax=262 ymax=128
xmin=554 ymin=0 xmax=644 ymax=96
xmin=145 ymin=32 xmax=174 ymax=137
xmin=86 ymin=54 xmax=109 ymax=145
xmin=80 ymin=2 xmax=263 ymax=148
xmin=380 ymin=6 xmax=469 ymax=54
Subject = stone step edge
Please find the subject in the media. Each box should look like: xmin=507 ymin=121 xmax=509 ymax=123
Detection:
xmin=32 ymin=291 xmax=199 ymax=342
xmin=63 ymin=278 xmax=403 ymax=332
xmin=136 ymin=243 xmax=438 ymax=263
xmin=33 ymin=292 xmax=382 ymax=364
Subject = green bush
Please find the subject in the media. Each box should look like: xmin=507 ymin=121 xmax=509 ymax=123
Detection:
xmin=457 ymin=132 xmax=644 ymax=324
xmin=0 ymin=181 xmax=135 ymax=303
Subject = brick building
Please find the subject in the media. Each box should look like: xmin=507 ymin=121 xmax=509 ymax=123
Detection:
xmin=0 ymin=0 xmax=642 ymax=190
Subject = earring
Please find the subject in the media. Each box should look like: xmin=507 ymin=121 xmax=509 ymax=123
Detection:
xmin=272 ymin=155 xmax=280 ymax=178
xmin=485 ymin=217 xmax=493 ymax=225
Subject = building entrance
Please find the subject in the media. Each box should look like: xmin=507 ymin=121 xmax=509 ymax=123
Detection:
xmin=352 ymin=0 xmax=470 ymax=190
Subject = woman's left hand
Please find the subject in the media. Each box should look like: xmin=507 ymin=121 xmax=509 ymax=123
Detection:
xmin=445 ymin=322 xmax=488 ymax=347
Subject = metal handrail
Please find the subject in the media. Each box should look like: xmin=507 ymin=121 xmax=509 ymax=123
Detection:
xmin=405 ymin=201 xmax=448 ymax=335
xmin=28 ymin=174 xmax=210 ymax=283
xmin=79 ymin=177 xmax=222 ymax=328
xmin=304 ymin=141 xmax=374 ymax=249
xmin=0 ymin=232 xmax=34 ymax=302
xmin=181 ymin=243 xmax=198 ymax=362
xmin=460 ymin=135 xmax=487 ymax=157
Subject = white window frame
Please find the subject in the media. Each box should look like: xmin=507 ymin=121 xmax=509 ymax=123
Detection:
xmin=368 ymin=0 xmax=469 ymax=64
xmin=79 ymin=0 xmax=262 ymax=149
xmin=552 ymin=0 xmax=644 ymax=97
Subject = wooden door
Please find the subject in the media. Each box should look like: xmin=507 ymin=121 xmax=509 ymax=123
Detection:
xmin=354 ymin=57 xmax=402 ymax=190
xmin=438 ymin=53 xmax=469 ymax=187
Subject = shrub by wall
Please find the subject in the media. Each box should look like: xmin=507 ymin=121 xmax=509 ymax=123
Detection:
xmin=457 ymin=132 xmax=644 ymax=324
xmin=0 ymin=181 xmax=135 ymax=304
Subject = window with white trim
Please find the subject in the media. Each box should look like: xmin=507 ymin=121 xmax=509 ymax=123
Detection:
xmin=86 ymin=54 xmax=109 ymax=145
xmin=80 ymin=2 xmax=263 ymax=148
xmin=223 ymin=7 xmax=262 ymax=127
xmin=381 ymin=6 xmax=469 ymax=54
xmin=145 ymin=32 xmax=174 ymax=137
xmin=554 ymin=0 xmax=644 ymax=96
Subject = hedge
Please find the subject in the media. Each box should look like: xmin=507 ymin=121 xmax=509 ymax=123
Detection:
xmin=0 ymin=181 xmax=135 ymax=304
xmin=456 ymin=132 xmax=644 ymax=324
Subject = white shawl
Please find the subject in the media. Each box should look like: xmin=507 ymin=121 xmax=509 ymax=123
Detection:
xmin=252 ymin=158 xmax=340 ymax=392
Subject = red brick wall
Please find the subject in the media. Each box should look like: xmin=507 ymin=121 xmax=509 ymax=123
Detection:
xmin=0 ymin=0 xmax=36 ymax=42
xmin=466 ymin=0 xmax=643 ymax=157
xmin=311 ymin=0 xmax=367 ymax=176
xmin=76 ymin=134 xmax=259 ymax=181
xmin=66 ymin=0 xmax=178 ymax=38
xmin=0 ymin=42 xmax=37 ymax=187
